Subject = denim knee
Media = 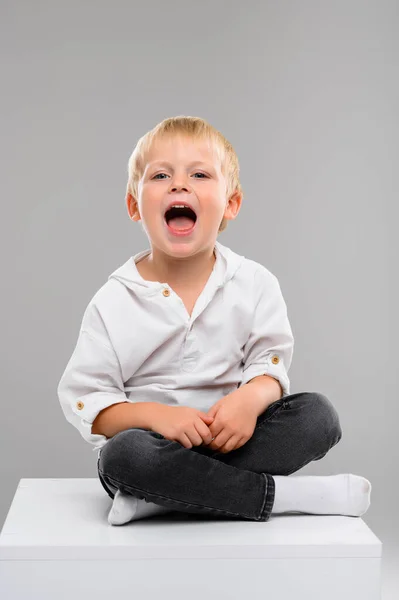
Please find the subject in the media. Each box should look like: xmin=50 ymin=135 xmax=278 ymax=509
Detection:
xmin=312 ymin=392 xmax=343 ymax=448
xmin=99 ymin=427 xmax=165 ymax=486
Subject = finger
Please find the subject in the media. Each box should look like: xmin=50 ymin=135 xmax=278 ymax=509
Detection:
xmin=180 ymin=432 xmax=193 ymax=449
xmin=203 ymin=422 xmax=224 ymax=448
xmin=207 ymin=422 xmax=224 ymax=445
xmin=190 ymin=423 xmax=206 ymax=447
xmin=209 ymin=430 xmax=231 ymax=451
xmin=219 ymin=434 xmax=238 ymax=454
xmin=194 ymin=420 xmax=212 ymax=446
xmin=228 ymin=436 xmax=245 ymax=452
xmin=235 ymin=437 xmax=246 ymax=450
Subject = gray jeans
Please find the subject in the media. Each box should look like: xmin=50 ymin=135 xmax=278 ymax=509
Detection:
xmin=97 ymin=391 xmax=342 ymax=522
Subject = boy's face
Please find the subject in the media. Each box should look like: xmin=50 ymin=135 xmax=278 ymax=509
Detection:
xmin=127 ymin=134 xmax=241 ymax=256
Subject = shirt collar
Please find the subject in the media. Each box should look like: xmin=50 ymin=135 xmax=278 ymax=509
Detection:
xmin=108 ymin=240 xmax=246 ymax=296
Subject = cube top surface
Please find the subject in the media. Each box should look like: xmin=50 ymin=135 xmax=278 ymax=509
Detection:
xmin=0 ymin=479 xmax=382 ymax=561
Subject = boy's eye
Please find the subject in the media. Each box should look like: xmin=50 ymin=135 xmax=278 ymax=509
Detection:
xmin=152 ymin=172 xmax=208 ymax=180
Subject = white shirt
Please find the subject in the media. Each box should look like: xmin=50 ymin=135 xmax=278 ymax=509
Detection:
xmin=57 ymin=240 xmax=294 ymax=454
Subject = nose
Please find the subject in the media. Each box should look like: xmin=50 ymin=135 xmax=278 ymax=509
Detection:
xmin=168 ymin=179 xmax=191 ymax=193
xmin=169 ymin=184 xmax=190 ymax=193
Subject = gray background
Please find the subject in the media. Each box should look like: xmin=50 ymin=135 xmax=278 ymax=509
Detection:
xmin=1 ymin=0 xmax=397 ymax=596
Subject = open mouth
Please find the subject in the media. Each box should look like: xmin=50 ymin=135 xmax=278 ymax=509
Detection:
xmin=164 ymin=205 xmax=198 ymax=236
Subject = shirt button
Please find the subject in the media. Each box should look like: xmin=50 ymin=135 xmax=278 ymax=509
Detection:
xmin=271 ymin=355 xmax=280 ymax=364
xmin=76 ymin=401 xmax=84 ymax=410
xmin=162 ymin=288 xmax=170 ymax=297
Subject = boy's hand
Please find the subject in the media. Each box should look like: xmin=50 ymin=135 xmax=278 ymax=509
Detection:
xmin=202 ymin=387 xmax=258 ymax=453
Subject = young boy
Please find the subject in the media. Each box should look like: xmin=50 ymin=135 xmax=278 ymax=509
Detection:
xmin=57 ymin=116 xmax=371 ymax=525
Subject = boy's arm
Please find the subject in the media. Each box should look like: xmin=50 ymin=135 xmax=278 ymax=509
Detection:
xmin=57 ymin=327 xmax=139 ymax=449
xmin=92 ymin=401 xmax=160 ymax=438
xmin=240 ymin=268 xmax=294 ymax=398
xmin=243 ymin=374 xmax=283 ymax=416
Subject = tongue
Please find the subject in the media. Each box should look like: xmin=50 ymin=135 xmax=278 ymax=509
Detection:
xmin=168 ymin=216 xmax=196 ymax=230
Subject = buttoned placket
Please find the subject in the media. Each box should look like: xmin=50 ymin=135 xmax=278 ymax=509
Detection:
xmin=160 ymin=275 xmax=223 ymax=373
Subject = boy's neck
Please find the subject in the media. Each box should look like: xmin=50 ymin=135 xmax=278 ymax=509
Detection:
xmin=138 ymin=247 xmax=216 ymax=288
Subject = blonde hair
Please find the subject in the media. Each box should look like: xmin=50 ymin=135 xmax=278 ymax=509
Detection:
xmin=126 ymin=115 xmax=243 ymax=234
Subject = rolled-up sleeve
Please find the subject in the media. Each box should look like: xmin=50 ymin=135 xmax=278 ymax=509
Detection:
xmin=240 ymin=267 xmax=294 ymax=397
xmin=57 ymin=326 xmax=128 ymax=451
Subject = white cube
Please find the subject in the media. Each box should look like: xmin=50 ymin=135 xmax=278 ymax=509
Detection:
xmin=0 ymin=478 xmax=382 ymax=600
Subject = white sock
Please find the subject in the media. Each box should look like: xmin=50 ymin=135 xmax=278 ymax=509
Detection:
xmin=272 ymin=474 xmax=371 ymax=517
xmin=108 ymin=490 xmax=172 ymax=525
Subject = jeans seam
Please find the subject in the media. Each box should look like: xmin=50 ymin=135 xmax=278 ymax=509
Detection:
xmin=254 ymin=401 xmax=287 ymax=432
xmin=258 ymin=473 xmax=268 ymax=519
xmin=98 ymin=468 xmax=256 ymax=520
xmin=261 ymin=474 xmax=275 ymax=521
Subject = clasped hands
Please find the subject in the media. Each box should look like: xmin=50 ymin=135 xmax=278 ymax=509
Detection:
xmin=201 ymin=386 xmax=258 ymax=454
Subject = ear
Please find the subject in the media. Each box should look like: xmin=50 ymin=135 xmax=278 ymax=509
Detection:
xmin=126 ymin=192 xmax=140 ymax=221
xmin=224 ymin=189 xmax=242 ymax=221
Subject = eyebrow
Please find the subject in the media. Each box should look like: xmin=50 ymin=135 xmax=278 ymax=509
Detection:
xmin=148 ymin=161 xmax=213 ymax=169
